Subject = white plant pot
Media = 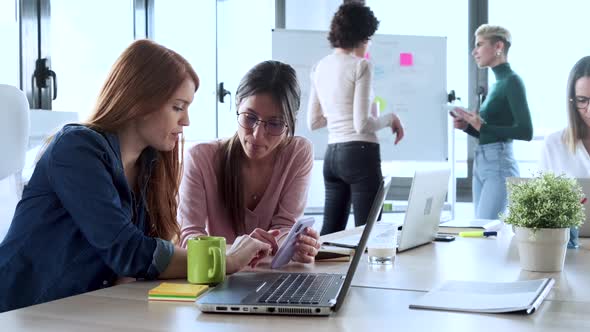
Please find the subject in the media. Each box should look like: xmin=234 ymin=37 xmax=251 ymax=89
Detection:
xmin=514 ymin=227 xmax=570 ymax=272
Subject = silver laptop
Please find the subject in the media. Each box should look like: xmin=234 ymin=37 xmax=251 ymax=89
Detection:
xmin=196 ymin=177 xmax=392 ymax=316
xmin=397 ymin=169 xmax=451 ymax=251
xmin=508 ymin=177 xmax=590 ymax=237
xmin=323 ymin=169 xmax=450 ymax=252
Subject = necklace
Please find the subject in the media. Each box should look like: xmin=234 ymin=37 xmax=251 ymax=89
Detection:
xmin=252 ymin=194 xmax=259 ymax=201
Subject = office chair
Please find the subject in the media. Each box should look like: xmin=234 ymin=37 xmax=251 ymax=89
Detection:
xmin=0 ymin=84 xmax=30 ymax=198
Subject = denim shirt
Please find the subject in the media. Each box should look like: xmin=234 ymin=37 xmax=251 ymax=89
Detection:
xmin=0 ymin=124 xmax=174 ymax=312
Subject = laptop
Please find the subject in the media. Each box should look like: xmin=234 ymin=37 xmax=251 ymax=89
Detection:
xmin=323 ymin=169 xmax=451 ymax=252
xmin=508 ymin=177 xmax=590 ymax=237
xmin=195 ymin=177 xmax=392 ymax=316
xmin=397 ymin=168 xmax=451 ymax=251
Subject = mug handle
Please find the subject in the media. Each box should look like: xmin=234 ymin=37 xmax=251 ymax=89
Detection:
xmin=208 ymin=247 xmax=222 ymax=279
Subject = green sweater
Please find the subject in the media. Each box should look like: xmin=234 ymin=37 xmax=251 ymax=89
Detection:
xmin=465 ymin=63 xmax=533 ymax=145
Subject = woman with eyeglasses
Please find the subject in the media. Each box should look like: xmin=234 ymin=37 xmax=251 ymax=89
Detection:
xmin=452 ymin=24 xmax=533 ymax=220
xmin=539 ymin=56 xmax=590 ymax=248
xmin=307 ymin=3 xmax=405 ymax=235
xmin=178 ymin=60 xmax=320 ymax=263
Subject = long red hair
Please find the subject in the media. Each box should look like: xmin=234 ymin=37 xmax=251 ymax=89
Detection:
xmin=86 ymin=39 xmax=199 ymax=241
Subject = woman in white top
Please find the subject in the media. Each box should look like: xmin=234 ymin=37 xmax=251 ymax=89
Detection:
xmin=539 ymin=55 xmax=590 ymax=247
xmin=540 ymin=56 xmax=590 ymax=177
xmin=307 ymin=3 xmax=404 ymax=235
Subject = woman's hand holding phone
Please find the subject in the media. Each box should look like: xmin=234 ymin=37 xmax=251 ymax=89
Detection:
xmin=447 ymin=106 xmax=468 ymax=130
xmin=454 ymin=107 xmax=483 ymax=131
xmin=452 ymin=112 xmax=468 ymax=130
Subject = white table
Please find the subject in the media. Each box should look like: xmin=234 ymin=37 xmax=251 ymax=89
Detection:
xmin=2 ymin=228 xmax=589 ymax=331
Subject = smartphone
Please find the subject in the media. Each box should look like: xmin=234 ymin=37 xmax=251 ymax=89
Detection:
xmin=445 ymin=105 xmax=460 ymax=118
xmin=434 ymin=234 xmax=455 ymax=242
xmin=270 ymin=217 xmax=315 ymax=269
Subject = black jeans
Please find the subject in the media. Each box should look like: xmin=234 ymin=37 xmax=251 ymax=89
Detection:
xmin=321 ymin=141 xmax=383 ymax=235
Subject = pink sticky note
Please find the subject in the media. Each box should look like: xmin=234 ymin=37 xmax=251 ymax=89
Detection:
xmin=364 ymin=52 xmax=371 ymax=60
xmin=400 ymin=53 xmax=413 ymax=66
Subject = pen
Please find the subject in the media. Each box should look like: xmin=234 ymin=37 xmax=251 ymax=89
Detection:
xmin=458 ymin=231 xmax=497 ymax=237
xmin=321 ymin=241 xmax=358 ymax=250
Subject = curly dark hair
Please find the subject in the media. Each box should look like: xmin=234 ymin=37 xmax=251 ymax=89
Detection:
xmin=328 ymin=3 xmax=379 ymax=49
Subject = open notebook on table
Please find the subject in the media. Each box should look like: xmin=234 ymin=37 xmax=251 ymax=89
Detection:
xmin=409 ymin=278 xmax=555 ymax=315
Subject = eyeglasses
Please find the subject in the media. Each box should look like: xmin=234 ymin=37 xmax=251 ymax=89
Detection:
xmin=570 ymin=96 xmax=590 ymax=110
xmin=237 ymin=112 xmax=288 ymax=136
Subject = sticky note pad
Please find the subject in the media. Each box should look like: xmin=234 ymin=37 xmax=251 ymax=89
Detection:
xmin=364 ymin=52 xmax=371 ymax=60
xmin=148 ymin=282 xmax=208 ymax=302
xmin=400 ymin=53 xmax=413 ymax=66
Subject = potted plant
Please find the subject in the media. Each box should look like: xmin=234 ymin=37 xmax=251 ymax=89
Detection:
xmin=504 ymin=172 xmax=585 ymax=272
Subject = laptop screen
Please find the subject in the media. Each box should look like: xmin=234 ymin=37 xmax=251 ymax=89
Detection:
xmin=333 ymin=177 xmax=392 ymax=312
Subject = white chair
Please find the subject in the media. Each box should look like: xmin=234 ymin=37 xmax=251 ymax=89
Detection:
xmin=0 ymin=84 xmax=30 ymax=198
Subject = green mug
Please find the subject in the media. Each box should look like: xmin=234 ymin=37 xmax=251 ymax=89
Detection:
xmin=187 ymin=236 xmax=226 ymax=285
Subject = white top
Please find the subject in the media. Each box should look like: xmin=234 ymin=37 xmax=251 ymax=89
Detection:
xmin=306 ymin=52 xmax=394 ymax=144
xmin=539 ymin=129 xmax=590 ymax=177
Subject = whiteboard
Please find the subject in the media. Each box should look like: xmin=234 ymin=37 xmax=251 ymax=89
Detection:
xmin=272 ymin=29 xmax=448 ymax=161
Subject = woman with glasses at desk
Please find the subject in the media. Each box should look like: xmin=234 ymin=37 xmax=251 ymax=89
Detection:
xmin=539 ymin=56 xmax=590 ymax=248
xmin=178 ymin=60 xmax=321 ymax=264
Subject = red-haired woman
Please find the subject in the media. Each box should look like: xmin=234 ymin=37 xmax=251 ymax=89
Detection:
xmin=0 ymin=39 xmax=270 ymax=313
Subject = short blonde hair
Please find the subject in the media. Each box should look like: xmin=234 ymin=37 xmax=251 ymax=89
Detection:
xmin=475 ymin=24 xmax=512 ymax=54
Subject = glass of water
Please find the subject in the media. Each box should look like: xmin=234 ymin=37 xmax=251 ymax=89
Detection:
xmin=367 ymin=222 xmax=398 ymax=265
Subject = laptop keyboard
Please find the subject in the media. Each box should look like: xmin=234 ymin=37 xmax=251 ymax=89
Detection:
xmin=257 ymin=273 xmax=335 ymax=305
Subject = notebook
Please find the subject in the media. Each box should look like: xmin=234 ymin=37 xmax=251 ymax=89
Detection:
xmin=438 ymin=219 xmax=502 ymax=234
xmin=195 ymin=177 xmax=392 ymax=316
xmin=409 ymin=278 xmax=554 ymax=314
xmin=316 ymin=246 xmax=354 ymax=262
xmin=148 ymin=282 xmax=208 ymax=302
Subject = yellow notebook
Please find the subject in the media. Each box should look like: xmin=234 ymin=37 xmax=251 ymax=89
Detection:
xmin=148 ymin=282 xmax=208 ymax=302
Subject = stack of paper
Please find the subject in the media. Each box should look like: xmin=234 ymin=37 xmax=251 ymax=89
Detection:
xmin=148 ymin=282 xmax=208 ymax=302
xmin=438 ymin=219 xmax=502 ymax=234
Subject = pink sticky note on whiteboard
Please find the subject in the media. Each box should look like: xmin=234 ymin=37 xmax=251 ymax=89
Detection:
xmin=400 ymin=53 xmax=413 ymax=66
xmin=364 ymin=52 xmax=371 ymax=60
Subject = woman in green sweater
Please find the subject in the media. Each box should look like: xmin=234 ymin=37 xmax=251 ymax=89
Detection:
xmin=453 ymin=24 xmax=533 ymax=219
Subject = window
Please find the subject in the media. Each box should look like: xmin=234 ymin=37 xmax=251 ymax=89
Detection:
xmin=154 ymin=0 xmax=275 ymax=141
xmin=286 ymin=0 xmax=341 ymax=30
xmin=50 ymin=0 xmax=134 ymax=120
xmin=153 ymin=0 xmax=217 ymax=141
xmin=490 ymin=1 xmax=590 ymax=175
xmin=0 ymin=0 xmax=19 ymax=86
xmin=216 ymin=0 xmax=275 ymax=139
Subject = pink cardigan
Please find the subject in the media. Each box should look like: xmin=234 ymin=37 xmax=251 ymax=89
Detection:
xmin=178 ymin=136 xmax=313 ymax=247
